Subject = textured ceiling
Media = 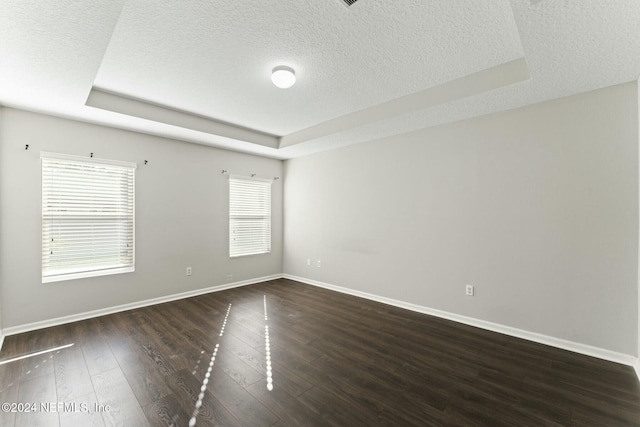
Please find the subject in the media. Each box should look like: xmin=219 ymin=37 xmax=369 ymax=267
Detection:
xmin=0 ymin=1 xmax=639 ymax=159
xmin=93 ymin=0 xmax=524 ymax=135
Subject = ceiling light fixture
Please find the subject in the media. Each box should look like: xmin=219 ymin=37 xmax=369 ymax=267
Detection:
xmin=271 ymin=66 xmax=296 ymax=89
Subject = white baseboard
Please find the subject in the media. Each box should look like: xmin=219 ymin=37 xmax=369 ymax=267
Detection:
xmin=283 ymin=274 xmax=637 ymax=368
xmin=2 ymin=274 xmax=283 ymax=337
xmin=4 ymin=272 xmax=639 ymax=376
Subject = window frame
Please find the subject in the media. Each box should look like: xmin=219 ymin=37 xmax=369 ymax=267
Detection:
xmin=41 ymin=152 xmax=136 ymax=283
xmin=228 ymin=174 xmax=272 ymax=258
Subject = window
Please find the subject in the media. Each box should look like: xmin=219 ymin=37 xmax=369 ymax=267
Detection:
xmin=229 ymin=175 xmax=272 ymax=257
xmin=41 ymin=152 xmax=136 ymax=283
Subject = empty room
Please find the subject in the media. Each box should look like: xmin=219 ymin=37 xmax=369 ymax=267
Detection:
xmin=1 ymin=0 xmax=640 ymax=426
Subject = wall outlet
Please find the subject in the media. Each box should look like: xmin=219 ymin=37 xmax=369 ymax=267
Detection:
xmin=225 ymin=274 xmax=233 ymax=282
xmin=307 ymin=258 xmax=311 ymax=266
xmin=317 ymin=260 xmax=321 ymax=268
xmin=465 ymin=284 xmax=474 ymax=296
xmin=186 ymin=267 xmax=192 ymax=276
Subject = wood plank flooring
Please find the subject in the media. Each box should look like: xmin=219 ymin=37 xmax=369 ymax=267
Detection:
xmin=0 ymin=278 xmax=639 ymax=426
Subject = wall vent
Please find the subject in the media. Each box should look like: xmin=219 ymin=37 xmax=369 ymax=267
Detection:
xmin=341 ymin=0 xmax=359 ymax=6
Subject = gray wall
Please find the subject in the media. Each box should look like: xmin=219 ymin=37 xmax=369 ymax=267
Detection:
xmin=284 ymin=82 xmax=639 ymax=355
xmin=0 ymin=108 xmax=283 ymax=328
xmin=0 ymin=108 xmax=3 ymax=336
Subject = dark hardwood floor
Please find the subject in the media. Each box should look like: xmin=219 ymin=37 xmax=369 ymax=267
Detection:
xmin=0 ymin=278 xmax=639 ymax=426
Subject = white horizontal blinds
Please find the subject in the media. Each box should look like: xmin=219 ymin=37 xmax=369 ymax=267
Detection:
xmin=42 ymin=154 xmax=136 ymax=281
xmin=229 ymin=176 xmax=272 ymax=257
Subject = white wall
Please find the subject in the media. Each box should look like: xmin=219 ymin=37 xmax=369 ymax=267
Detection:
xmin=284 ymin=82 xmax=639 ymax=356
xmin=0 ymin=108 xmax=283 ymax=329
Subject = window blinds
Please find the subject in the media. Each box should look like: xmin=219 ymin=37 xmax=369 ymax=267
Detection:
xmin=41 ymin=153 xmax=136 ymax=282
xmin=229 ymin=176 xmax=272 ymax=257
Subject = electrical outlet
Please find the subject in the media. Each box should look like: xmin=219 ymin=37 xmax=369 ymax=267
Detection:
xmin=307 ymin=258 xmax=311 ymax=266
xmin=465 ymin=284 xmax=474 ymax=296
xmin=186 ymin=267 xmax=192 ymax=276
xmin=317 ymin=260 xmax=321 ymax=268
xmin=225 ymin=274 xmax=233 ymax=282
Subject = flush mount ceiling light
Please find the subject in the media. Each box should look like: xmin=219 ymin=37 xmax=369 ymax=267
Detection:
xmin=271 ymin=66 xmax=296 ymax=89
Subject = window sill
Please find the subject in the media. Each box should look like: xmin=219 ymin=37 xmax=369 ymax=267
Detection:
xmin=230 ymin=250 xmax=271 ymax=258
xmin=42 ymin=266 xmax=135 ymax=284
